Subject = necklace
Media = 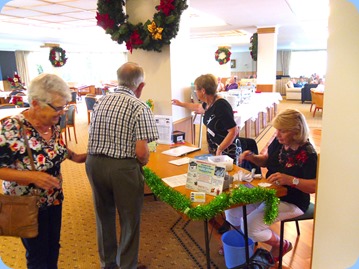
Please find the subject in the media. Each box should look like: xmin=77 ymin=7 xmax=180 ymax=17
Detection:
xmin=38 ymin=127 xmax=51 ymax=135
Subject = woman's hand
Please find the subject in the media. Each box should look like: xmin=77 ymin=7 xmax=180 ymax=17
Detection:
xmin=33 ymin=171 xmax=61 ymax=190
xmin=171 ymin=99 xmax=182 ymax=106
xmin=240 ymin=150 xmax=254 ymax=163
xmin=267 ymin=172 xmax=291 ymax=186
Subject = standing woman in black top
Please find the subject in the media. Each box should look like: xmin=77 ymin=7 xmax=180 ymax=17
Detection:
xmin=172 ymin=74 xmax=241 ymax=164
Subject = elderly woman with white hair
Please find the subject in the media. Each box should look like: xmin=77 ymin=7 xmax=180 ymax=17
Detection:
xmin=220 ymin=109 xmax=318 ymax=262
xmin=0 ymin=73 xmax=87 ymax=269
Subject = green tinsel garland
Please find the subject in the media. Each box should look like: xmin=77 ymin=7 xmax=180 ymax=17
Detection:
xmin=143 ymin=167 xmax=279 ymax=225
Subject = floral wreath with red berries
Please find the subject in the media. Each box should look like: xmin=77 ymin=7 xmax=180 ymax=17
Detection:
xmin=96 ymin=0 xmax=188 ymax=53
xmin=215 ymin=47 xmax=231 ymax=65
xmin=249 ymin=33 xmax=258 ymax=61
xmin=49 ymin=47 xmax=68 ymax=67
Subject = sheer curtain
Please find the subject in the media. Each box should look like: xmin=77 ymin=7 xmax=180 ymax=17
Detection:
xmin=15 ymin=50 xmax=30 ymax=87
xmin=278 ymin=50 xmax=291 ymax=75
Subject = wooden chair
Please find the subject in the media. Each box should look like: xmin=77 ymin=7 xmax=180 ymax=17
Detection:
xmin=312 ymin=92 xmax=324 ymax=117
xmin=84 ymin=96 xmax=97 ymax=124
xmin=310 ymin=89 xmax=316 ymax=112
xmin=66 ymin=104 xmax=77 ymax=143
xmin=278 ymin=202 xmax=315 ymax=269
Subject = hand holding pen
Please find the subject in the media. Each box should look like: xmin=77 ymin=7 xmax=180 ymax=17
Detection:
xmin=239 ymin=150 xmax=254 ymax=163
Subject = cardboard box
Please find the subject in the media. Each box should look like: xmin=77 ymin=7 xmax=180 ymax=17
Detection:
xmin=172 ymin=131 xmax=185 ymax=143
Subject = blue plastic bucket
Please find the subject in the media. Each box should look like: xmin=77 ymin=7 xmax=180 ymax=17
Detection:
xmin=221 ymin=230 xmax=254 ymax=268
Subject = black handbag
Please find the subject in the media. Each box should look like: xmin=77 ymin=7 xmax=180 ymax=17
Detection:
xmin=231 ymin=248 xmax=275 ymax=269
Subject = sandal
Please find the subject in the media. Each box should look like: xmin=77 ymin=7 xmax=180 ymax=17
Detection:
xmin=273 ymin=240 xmax=293 ymax=262
xmin=218 ymin=246 xmax=224 ymax=256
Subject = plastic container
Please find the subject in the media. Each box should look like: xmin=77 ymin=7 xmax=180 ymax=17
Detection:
xmin=222 ymin=230 xmax=254 ymax=268
xmin=208 ymin=155 xmax=233 ymax=171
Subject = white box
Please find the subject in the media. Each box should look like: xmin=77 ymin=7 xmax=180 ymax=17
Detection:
xmin=207 ymin=155 xmax=234 ymax=171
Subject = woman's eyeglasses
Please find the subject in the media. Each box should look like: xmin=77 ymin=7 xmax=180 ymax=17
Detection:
xmin=46 ymin=103 xmax=68 ymax=112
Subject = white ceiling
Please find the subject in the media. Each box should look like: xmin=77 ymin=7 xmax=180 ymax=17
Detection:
xmin=0 ymin=0 xmax=329 ymax=52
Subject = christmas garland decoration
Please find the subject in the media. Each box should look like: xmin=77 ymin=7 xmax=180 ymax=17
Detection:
xmin=49 ymin=47 xmax=67 ymax=67
xmin=215 ymin=47 xmax=231 ymax=65
xmin=249 ymin=33 xmax=258 ymax=61
xmin=143 ymin=167 xmax=279 ymax=224
xmin=96 ymin=0 xmax=188 ymax=53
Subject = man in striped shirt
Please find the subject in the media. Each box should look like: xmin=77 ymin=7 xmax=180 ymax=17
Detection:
xmin=86 ymin=62 xmax=159 ymax=269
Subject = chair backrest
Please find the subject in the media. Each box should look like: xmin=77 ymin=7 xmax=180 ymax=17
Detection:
xmin=70 ymin=91 xmax=77 ymax=103
xmin=238 ymin=137 xmax=261 ymax=175
xmin=59 ymin=113 xmax=66 ymax=130
xmin=0 ymin=104 xmax=16 ymax=109
xmin=66 ymin=105 xmax=76 ymax=125
xmin=85 ymin=96 xmax=97 ymax=110
xmin=9 ymin=90 xmax=24 ymax=96
xmin=314 ymin=92 xmax=324 ymax=109
xmin=310 ymin=89 xmax=316 ymax=105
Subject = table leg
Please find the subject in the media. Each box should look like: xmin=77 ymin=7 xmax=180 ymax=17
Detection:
xmin=261 ymin=112 xmax=267 ymax=128
xmin=242 ymin=205 xmax=250 ymax=265
xmin=204 ymin=219 xmax=211 ymax=269
xmin=254 ymin=113 xmax=260 ymax=137
xmin=244 ymin=120 xmax=251 ymax=138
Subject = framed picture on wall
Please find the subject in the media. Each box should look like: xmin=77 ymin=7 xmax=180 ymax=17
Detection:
xmin=230 ymin=59 xmax=236 ymax=68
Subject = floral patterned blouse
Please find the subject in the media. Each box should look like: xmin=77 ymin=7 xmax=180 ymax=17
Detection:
xmin=266 ymin=138 xmax=317 ymax=212
xmin=0 ymin=113 xmax=67 ymax=209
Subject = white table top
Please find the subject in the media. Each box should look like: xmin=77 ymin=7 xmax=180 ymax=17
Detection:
xmin=0 ymin=92 xmax=10 ymax=98
xmin=234 ymin=92 xmax=282 ymax=128
xmin=192 ymin=92 xmax=282 ymax=129
xmin=0 ymin=107 xmax=27 ymax=120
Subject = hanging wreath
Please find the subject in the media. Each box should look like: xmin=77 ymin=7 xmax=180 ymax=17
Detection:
xmin=49 ymin=47 xmax=67 ymax=67
xmin=249 ymin=33 xmax=258 ymax=61
xmin=143 ymin=167 xmax=279 ymax=224
xmin=215 ymin=47 xmax=231 ymax=65
xmin=96 ymin=0 xmax=188 ymax=53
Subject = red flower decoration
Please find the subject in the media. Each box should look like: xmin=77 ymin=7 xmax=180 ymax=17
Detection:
xmin=126 ymin=30 xmax=144 ymax=53
xmin=279 ymin=148 xmax=309 ymax=168
xmin=96 ymin=12 xmax=115 ymax=30
xmin=7 ymin=72 xmax=24 ymax=89
xmin=157 ymin=0 xmax=175 ymax=16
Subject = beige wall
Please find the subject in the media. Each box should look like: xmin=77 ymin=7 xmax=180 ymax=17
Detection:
xmin=312 ymin=0 xmax=359 ymax=268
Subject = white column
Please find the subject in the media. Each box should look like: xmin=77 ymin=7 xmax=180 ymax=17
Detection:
xmin=256 ymin=27 xmax=277 ymax=92
xmin=126 ymin=0 xmax=192 ymax=121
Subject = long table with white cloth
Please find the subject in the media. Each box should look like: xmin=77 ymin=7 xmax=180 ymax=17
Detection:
xmin=193 ymin=92 xmax=282 ymax=138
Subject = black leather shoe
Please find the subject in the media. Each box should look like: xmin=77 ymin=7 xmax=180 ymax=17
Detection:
xmin=217 ymin=221 xmax=231 ymax=234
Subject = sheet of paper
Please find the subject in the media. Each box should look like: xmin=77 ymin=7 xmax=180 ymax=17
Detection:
xmin=169 ymin=157 xmax=190 ymax=166
xmin=161 ymin=145 xmax=200 ymax=157
xmin=162 ymin=174 xmax=187 ymax=187
xmin=258 ymin=182 xmax=272 ymax=188
xmin=154 ymin=115 xmax=172 ymax=144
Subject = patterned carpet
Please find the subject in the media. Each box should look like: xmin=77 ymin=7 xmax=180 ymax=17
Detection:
xmin=0 ymin=98 xmax=321 ymax=269
xmin=0 ymin=101 xmax=227 ymax=269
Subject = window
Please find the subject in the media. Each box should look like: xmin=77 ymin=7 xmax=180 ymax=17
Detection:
xmin=27 ymin=50 xmax=127 ymax=85
xmin=289 ymin=50 xmax=327 ymax=78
